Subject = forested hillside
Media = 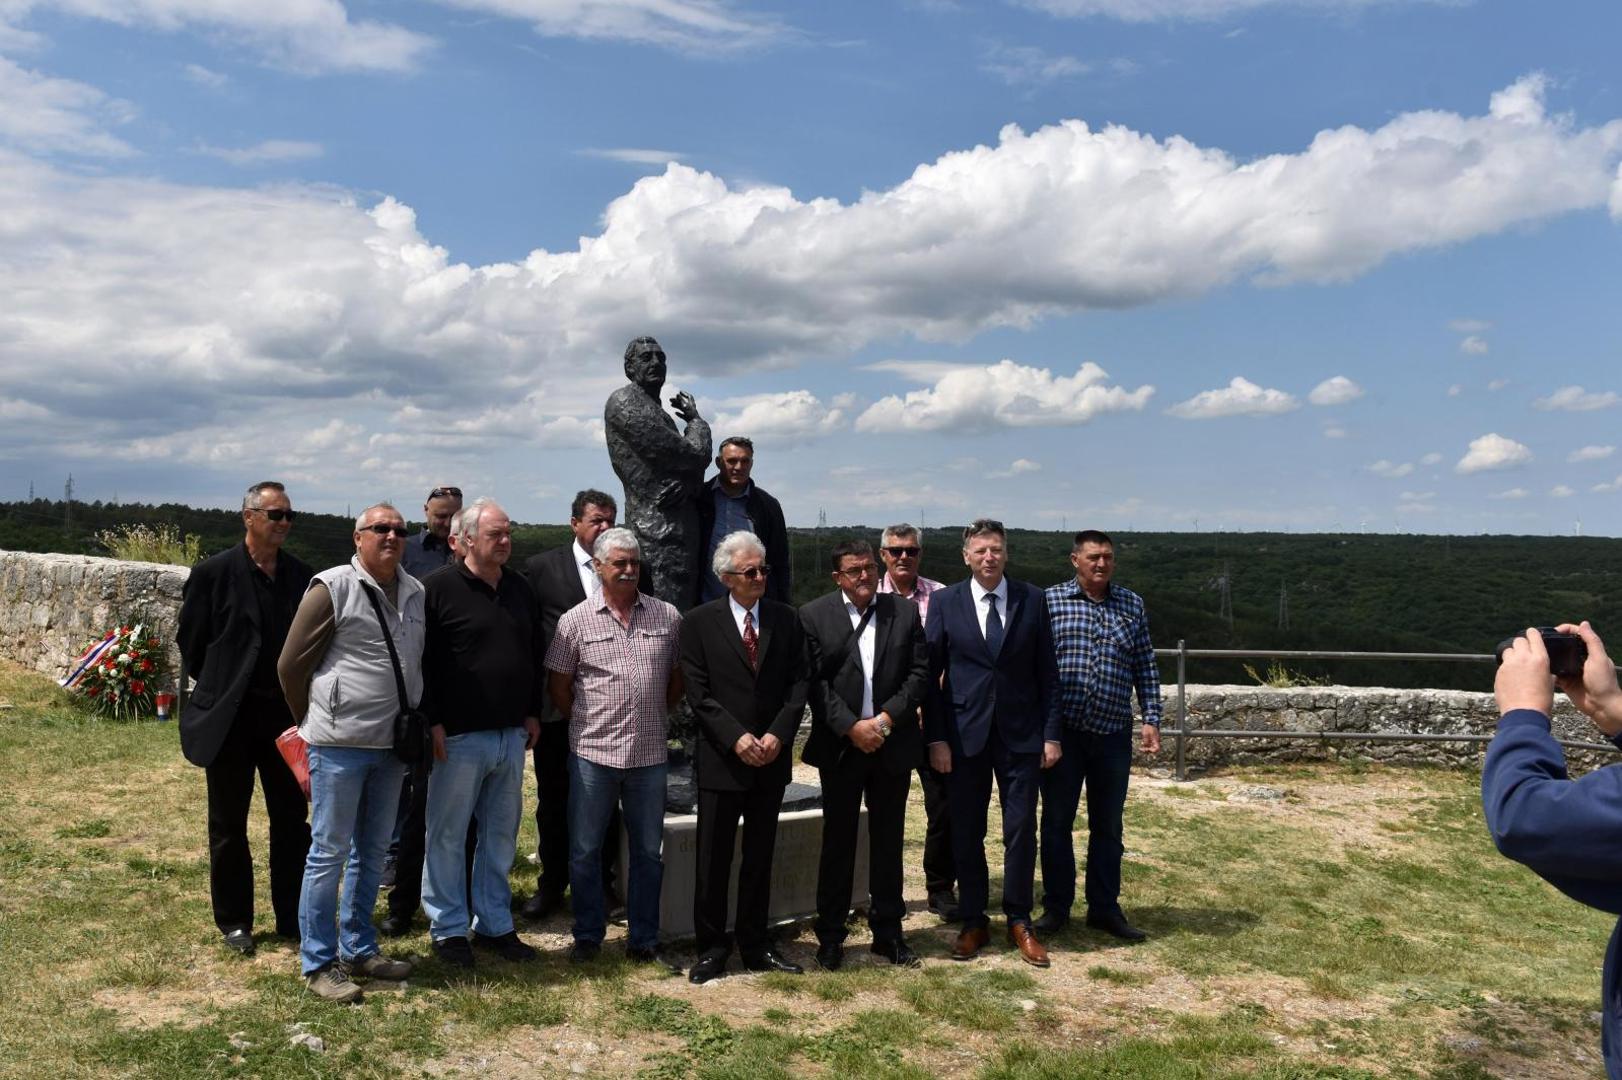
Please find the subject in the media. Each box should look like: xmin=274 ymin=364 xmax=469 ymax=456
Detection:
xmin=5 ymin=499 xmax=1616 ymax=691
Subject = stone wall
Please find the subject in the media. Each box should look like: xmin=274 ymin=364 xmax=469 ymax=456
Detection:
xmin=0 ymin=550 xmax=188 ymax=680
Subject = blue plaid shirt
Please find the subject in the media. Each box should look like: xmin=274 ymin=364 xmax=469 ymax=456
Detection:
xmin=1046 ymin=578 xmax=1162 ymax=733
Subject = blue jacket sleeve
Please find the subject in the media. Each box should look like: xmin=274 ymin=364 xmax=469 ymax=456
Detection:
xmin=1482 ymin=708 xmax=1622 ymax=914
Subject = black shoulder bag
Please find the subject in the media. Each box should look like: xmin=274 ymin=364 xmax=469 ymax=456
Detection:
xmin=362 ymin=584 xmax=432 ymax=766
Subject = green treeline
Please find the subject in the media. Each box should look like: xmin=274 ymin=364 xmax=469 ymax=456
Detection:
xmin=5 ymin=499 xmax=1617 ymax=692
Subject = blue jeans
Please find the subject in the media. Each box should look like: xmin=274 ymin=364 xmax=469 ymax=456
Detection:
xmin=1038 ymin=726 xmax=1134 ymax=918
xmin=568 ymin=753 xmax=667 ymax=950
xmin=298 ymin=745 xmax=406 ymax=975
xmin=423 ymin=727 xmax=526 ymax=940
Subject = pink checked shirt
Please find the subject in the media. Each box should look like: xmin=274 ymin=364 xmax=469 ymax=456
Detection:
xmin=878 ymin=572 xmax=946 ymax=626
xmin=544 ymin=595 xmax=682 ymax=769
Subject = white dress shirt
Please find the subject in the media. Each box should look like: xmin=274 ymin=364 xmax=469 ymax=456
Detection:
xmin=968 ymin=576 xmax=1009 ymax=641
xmin=844 ymin=594 xmax=877 ymax=720
xmin=728 ymin=594 xmax=762 ymax=640
xmin=574 ymin=540 xmax=599 ymax=598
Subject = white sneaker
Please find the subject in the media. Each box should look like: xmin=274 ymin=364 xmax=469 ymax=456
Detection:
xmin=305 ymin=965 xmax=363 ymax=1003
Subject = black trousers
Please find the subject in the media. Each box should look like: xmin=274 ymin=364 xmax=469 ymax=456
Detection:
xmin=388 ymin=757 xmax=476 ymax=920
xmin=1039 ymin=727 xmax=1133 ymax=918
xmin=815 ymin=758 xmax=910 ymax=946
xmin=532 ymin=722 xmax=620 ymax=899
xmin=204 ymin=696 xmax=310 ymax=936
xmin=947 ymin=728 xmax=1040 ymax=931
xmin=694 ymin=782 xmax=786 ymax=958
xmin=917 ymin=761 xmax=955 ymax=894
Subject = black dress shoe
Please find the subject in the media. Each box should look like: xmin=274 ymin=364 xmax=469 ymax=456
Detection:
xmin=742 ymin=948 xmax=803 ymax=975
xmin=1086 ymin=910 xmax=1147 ymax=942
xmin=688 ymin=953 xmax=726 ymax=984
xmin=519 ymin=888 xmax=563 ymax=921
xmin=432 ymin=936 xmax=476 ymax=968
xmin=814 ymin=942 xmax=843 ymax=971
xmin=377 ymin=912 xmax=413 ymax=938
xmin=869 ymin=939 xmax=920 ymax=968
xmin=222 ymin=928 xmax=255 ymax=956
xmin=568 ymin=939 xmax=601 ymax=964
xmin=627 ymin=946 xmax=683 ymax=975
xmin=927 ymin=890 xmax=961 ymax=922
xmin=1032 ymin=910 xmax=1070 ymax=935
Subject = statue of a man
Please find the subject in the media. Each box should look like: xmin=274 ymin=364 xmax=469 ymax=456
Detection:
xmin=605 ymin=336 xmax=712 ymax=610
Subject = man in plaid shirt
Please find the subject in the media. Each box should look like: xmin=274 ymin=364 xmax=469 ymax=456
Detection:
xmin=1036 ymin=530 xmax=1162 ymax=942
xmin=545 ymin=527 xmax=683 ymax=969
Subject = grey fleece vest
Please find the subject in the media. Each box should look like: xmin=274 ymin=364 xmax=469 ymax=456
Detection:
xmin=300 ymin=558 xmax=426 ymax=749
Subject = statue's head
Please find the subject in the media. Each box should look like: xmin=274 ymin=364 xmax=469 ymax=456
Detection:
xmin=623 ymin=336 xmax=666 ymax=393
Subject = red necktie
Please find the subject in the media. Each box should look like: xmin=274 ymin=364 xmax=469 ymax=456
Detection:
xmin=743 ymin=610 xmax=758 ymax=670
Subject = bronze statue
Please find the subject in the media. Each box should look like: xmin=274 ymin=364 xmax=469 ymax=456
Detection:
xmin=604 ymin=336 xmax=712 ymax=610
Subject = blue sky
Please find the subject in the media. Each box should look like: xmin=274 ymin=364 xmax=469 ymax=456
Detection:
xmin=1 ymin=0 xmax=1620 ymax=535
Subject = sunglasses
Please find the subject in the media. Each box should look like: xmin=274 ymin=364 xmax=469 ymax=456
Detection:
xmin=361 ymin=524 xmax=409 ymax=537
xmin=883 ymin=546 xmax=920 ymax=558
xmin=837 ymin=563 xmax=879 ymax=579
xmin=724 ymin=565 xmax=771 ymax=580
xmin=428 ymin=486 xmax=462 ymax=499
xmin=248 ymin=507 xmax=297 ymax=523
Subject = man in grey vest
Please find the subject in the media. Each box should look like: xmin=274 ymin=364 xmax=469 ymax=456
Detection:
xmin=279 ymin=503 xmax=425 ymax=1002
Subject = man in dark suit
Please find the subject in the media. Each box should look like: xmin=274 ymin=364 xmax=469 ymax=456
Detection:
xmin=924 ymin=518 xmax=1062 ymax=967
xmin=800 ymin=539 xmax=930 ymax=971
xmin=176 ymin=480 xmax=314 ymax=956
xmin=518 ymin=488 xmax=621 ymax=920
xmin=680 ymin=529 xmax=809 ymax=983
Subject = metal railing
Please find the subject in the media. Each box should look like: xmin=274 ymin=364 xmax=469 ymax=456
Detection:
xmin=1155 ymin=641 xmax=1619 ymax=781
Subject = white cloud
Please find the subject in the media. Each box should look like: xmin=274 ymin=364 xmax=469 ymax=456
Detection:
xmin=1534 ymin=385 xmax=1621 ymax=412
xmin=1307 ymin=374 xmax=1363 ymax=406
xmin=0 ymin=56 xmax=135 ymax=157
xmin=1594 ymin=476 xmax=1622 ymax=494
xmin=1321 ymin=422 xmax=1346 ymax=439
xmin=194 ymin=139 xmax=324 ymax=166
xmin=1168 ymin=376 xmax=1297 ymax=419
xmin=1551 ymin=484 xmax=1575 ymax=498
xmin=1487 ymin=379 xmax=1508 ymax=391
xmin=1419 ymin=452 xmax=1443 ymax=465
xmin=713 ymin=390 xmax=845 ymax=439
xmin=1456 ymin=433 xmax=1533 ymax=474
xmin=1018 ymin=0 xmax=1477 ymax=21
xmin=1367 ymin=459 xmax=1413 ymax=479
xmin=982 ymin=43 xmax=1091 ymax=87
xmin=854 ymin=360 xmax=1152 ymax=432
xmin=578 ymin=147 xmax=687 ymax=165
xmin=431 ymin=0 xmax=786 ymax=52
xmin=1398 ymin=490 xmax=1435 ymax=503
xmin=1569 ymin=445 xmax=1616 ymax=463
xmin=987 ymin=458 xmax=1043 ymax=478
xmin=1490 ymin=487 xmax=1529 ymax=500
xmin=182 ymin=63 xmax=228 ymax=88
xmin=1459 ymin=335 xmax=1489 ymax=355
xmin=1448 ymin=318 xmax=1491 ymax=334
xmin=1447 ymin=384 xmax=1463 ymax=397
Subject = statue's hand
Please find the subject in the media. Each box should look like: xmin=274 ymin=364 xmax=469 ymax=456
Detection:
xmin=670 ymin=390 xmax=700 ymax=422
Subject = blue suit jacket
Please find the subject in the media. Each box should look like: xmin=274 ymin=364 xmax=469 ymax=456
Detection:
xmin=1483 ymin=708 xmax=1622 ymax=1079
xmin=923 ymin=577 xmax=1061 ymax=758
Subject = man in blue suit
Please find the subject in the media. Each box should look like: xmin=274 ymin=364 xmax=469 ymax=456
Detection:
xmin=924 ymin=518 xmax=1062 ymax=966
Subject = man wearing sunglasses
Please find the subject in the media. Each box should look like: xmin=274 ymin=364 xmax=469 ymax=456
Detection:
xmin=177 ymin=480 xmax=314 ymax=957
xmin=402 ymin=486 xmax=463 ymax=580
xmin=697 ymin=436 xmax=792 ymax=606
xmin=876 ymin=523 xmax=957 ymax=922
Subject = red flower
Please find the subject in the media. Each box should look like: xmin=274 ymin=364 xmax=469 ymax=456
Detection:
xmin=130 ymin=680 xmax=146 ymax=695
xmin=146 ymin=639 xmax=159 ymax=648
xmin=86 ymin=687 xmax=99 ymax=696
xmin=140 ymin=659 xmax=154 ymax=671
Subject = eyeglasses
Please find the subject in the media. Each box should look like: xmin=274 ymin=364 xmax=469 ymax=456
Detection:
xmin=883 ymin=546 xmax=920 ymax=558
xmin=837 ymin=563 xmax=879 ymax=579
xmin=361 ymin=524 xmax=409 ymax=537
xmin=724 ymin=565 xmax=770 ymax=580
xmin=247 ymin=507 xmax=297 ymax=523
xmin=428 ymin=487 xmax=462 ymax=499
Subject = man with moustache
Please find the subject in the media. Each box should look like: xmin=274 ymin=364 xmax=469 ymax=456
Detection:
xmin=924 ymin=519 xmax=1062 ymax=967
xmin=697 ymin=437 xmax=792 ymax=605
xmin=801 ymin=539 xmax=930 ymax=970
xmin=520 ymin=489 xmax=623 ymax=921
xmin=680 ymin=531 xmax=810 ymax=983
xmin=545 ymin=527 xmax=683 ymax=966
xmin=420 ymin=498 xmax=544 ymax=968
xmin=278 ymin=503 xmax=423 ymax=1002
xmin=177 ymin=480 xmax=313 ymax=956
xmin=876 ymin=522 xmax=957 ymax=921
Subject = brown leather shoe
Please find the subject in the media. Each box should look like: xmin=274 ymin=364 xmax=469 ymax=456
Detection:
xmin=1009 ymin=923 xmax=1050 ymax=968
xmin=951 ymin=926 xmax=990 ymax=961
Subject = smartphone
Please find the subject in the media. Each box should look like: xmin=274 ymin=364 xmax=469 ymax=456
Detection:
xmin=1494 ymin=628 xmax=1588 ymax=680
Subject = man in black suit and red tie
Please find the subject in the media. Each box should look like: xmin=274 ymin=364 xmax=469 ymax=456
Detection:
xmin=679 ymin=530 xmax=809 ymax=983
xmin=800 ymin=539 xmax=930 ymax=971
xmin=924 ymin=518 xmax=1062 ymax=967
xmin=519 ymin=489 xmax=622 ymax=920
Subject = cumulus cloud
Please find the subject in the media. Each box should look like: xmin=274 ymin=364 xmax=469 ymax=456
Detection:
xmin=0 ymin=56 xmax=135 ymax=157
xmin=432 ymin=0 xmax=787 ymax=52
xmin=1018 ymin=0 xmax=1475 ymax=20
xmin=1535 ymin=385 xmax=1620 ymax=412
xmin=1321 ymin=422 xmax=1346 ymax=439
xmin=1419 ymin=452 xmax=1443 ymax=465
xmin=1593 ymin=476 xmax=1622 ymax=494
xmin=1569 ymin=445 xmax=1615 ymax=463
xmin=1459 ymin=335 xmax=1489 ymax=355
xmin=854 ymin=360 xmax=1152 ymax=432
xmin=714 ymin=390 xmax=845 ymax=439
xmin=1487 ymin=379 xmax=1509 ymax=391
xmin=194 ymin=139 xmax=324 ymax=166
xmin=1490 ymin=487 xmax=1529 ymax=500
xmin=1447 ymin=384 xmax=1463 ymax=397
xmin=1307 ymin=374 xmax=1363 ymax=406
xmin=1367 ymin=459 xmax=1413 ymax=478
xmin=987 ymin=458 xmax=1043 ymax=478
xmin=1551 ymin=484 xmax=1575 ymax=497
xmin=1456 ymin=433 xmax=1532 ymax=474
xmin=1168 ymin=377 xmax=1297 ymax=419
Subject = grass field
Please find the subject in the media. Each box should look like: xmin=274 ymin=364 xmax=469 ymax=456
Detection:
xmin=0 ymin=658 xmax=1612 ymax=1079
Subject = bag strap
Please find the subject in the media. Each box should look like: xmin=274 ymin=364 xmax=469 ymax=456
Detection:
xmin=361 ymin=583 xmax=410 ymax=714
xmin=829 ymin=600 xmax=876 ymax=677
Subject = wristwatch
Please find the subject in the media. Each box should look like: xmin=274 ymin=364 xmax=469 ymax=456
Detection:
xmin=876 ymin=717 xmax=892 ymax=738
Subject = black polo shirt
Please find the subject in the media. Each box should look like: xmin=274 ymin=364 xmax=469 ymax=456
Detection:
xmin=242 ymin=543 xmax=304 ymax=703
xmin=422 ymin=562 xmax=546 ymax=735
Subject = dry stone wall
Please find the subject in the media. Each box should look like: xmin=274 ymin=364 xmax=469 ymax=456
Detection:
xmin=0 ymin=550 xmax=188 ymax=680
